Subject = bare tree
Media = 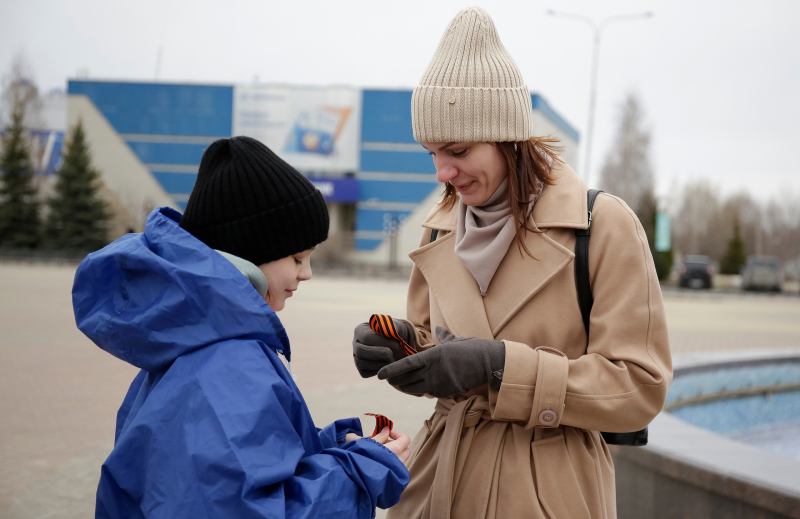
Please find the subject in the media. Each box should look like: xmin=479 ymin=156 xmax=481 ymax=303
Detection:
xmin=1 ymin=54 xmax=41 ymax=128
xmin=598 ymin=93 xmax=655 ymax=218
xmin=762 ymin=190 xmax=800 ymax=260
xmin=672 ymin=179 xmax=721 ymax=257
xmin=671 ymin=180 xmax=800 ymax=274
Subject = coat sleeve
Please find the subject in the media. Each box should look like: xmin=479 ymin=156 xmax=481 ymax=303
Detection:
xmin=490 ymin=194 xmax=672 ymax=432
xmin=96 ymin=341 xmax=408 ymax=519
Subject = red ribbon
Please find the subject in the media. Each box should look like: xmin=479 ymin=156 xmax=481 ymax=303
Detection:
xmin=364 ymin=413 xmax=394 ymax=438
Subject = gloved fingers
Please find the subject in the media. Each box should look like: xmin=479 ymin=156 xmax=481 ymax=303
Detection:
xmin=353 ymin=341 xmax=396 ymax=363
xmin=354 ymin=356 xmax=393 ymax=373
xmin=384 ymin=368 xmax=426 ymax=388
xmin=435 ymin=326 xmax=457 ymax=344
xmin=354 ymin=322 xmax=399 ymax=348
xmin=356 ymin=368 xmax=380 ymax=378
xmin=377 ymin=354 xmax=425 ymax=380
xmin=354 ymin=322 xmax=372 ymax=338
xmin=397 ymin=380 xmax=432 ymax=395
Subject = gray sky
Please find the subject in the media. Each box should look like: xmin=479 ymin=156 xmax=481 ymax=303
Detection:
xmin=2 ymin=0 xmax=799 ymax=202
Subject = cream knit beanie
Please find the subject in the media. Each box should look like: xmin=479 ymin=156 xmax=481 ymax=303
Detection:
xmin=412 ymin=6 xmax=533 ymax=143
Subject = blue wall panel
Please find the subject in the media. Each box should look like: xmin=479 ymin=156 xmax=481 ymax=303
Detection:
xmin=361 ymin=90 xmax=415 ymax=144
xmin=151 ymin=172 xmax=198 ymax=194
xmin=355 ymin=238 xmax=383 ymax=251
xmin=68 ymin=81 xmax=233 ymax=136
xmin=127 ymin=142 xmax=208 ymax=165
xmin=356 ymin=208 xmax=413 ymax=231
xmin=360 ymin=150 xmax=435 ymax=174
xmin=359 ymin=180 xmax=438 ymax=203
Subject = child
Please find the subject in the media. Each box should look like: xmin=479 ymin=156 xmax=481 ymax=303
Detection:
xmin=73 ymin=137 xmax=410 ymax=519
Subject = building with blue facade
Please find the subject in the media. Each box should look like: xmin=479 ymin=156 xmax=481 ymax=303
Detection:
xmin=66 ymin=80 xmax=578 ymax=264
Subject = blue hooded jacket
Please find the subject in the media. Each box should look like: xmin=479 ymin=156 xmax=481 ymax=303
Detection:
xmin=73 ymin=207 xmax=409 ymax=519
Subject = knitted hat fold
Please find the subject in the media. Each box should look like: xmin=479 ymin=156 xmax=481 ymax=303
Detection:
xmin=180 ymin=136 xmax=329 ymax=265
xmin=412 ymin=6 xmax=533 ymax=143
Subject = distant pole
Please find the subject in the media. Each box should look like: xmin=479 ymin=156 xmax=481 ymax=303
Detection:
xmin=546 ymin=10 xmax=653 ymax=186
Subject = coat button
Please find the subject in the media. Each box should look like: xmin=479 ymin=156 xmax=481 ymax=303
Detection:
xmin=539 ymin=410 xmax=557 ymax=425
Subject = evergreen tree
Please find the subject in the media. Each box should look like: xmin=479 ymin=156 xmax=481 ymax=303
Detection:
xmin=0 ymin=103 xmax=40 ymax=248
xmin=46 ymin=119 xmax=109 ymax=251
xmin=720 ymin=215 xmax=747 ymax=274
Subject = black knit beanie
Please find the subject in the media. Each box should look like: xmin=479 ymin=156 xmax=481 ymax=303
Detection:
xmin=180 ymin=136 xmax=329 ymax=265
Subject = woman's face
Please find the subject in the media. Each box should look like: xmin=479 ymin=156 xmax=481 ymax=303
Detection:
xmin=422 ymin=142 xmax=508 ymax=207
xmin=257 ymin=248 xmax=314 ymax=312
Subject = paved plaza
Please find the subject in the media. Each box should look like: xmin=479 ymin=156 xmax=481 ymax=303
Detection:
xmin=1 ymin=263 xmax=800 ymax=518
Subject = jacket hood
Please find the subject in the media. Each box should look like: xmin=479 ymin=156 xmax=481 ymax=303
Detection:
xmin=73 ymin=207 xmax=291 ymax=372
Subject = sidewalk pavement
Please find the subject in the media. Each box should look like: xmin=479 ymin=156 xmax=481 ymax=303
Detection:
xmin=1 ymin=264 xmax=799 ymax=518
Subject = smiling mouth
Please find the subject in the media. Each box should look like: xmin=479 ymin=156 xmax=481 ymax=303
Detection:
xmin=453 ymin=181 xmax=474 ymax=191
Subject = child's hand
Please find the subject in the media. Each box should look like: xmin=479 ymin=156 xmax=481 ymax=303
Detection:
xmin=345 ymin=433 xmax=362 ymax=443
xmin=372 ymin=427 xmax=411 ymax=462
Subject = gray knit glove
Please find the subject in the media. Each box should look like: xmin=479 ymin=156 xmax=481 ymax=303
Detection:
xmin=352 ymin=320 xmax=416 ymax=378
xmin=377 ymin=327 xmax=505 ymax=398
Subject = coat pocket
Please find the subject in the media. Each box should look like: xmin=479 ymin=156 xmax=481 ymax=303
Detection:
xmin=532 ymin=434 xmax=592 ymax=519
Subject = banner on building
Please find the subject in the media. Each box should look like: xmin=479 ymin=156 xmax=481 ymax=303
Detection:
xmin=307 ymin=176 xmax=359 ymax=203
xmin=232 ymin=85 xmax=361 ymax=173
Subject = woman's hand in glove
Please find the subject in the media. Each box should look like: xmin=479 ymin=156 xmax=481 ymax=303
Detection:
xmin=376 ymin=327 xmax=505 ymax=398
xmin=352 ymin=319 xmax=415 ymax=378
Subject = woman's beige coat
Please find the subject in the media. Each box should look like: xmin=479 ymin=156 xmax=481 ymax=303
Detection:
xmin=386 ymin=162 xmax=672 ymax=519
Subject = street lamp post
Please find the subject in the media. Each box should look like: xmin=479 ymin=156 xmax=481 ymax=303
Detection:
xmin=546 ymin=10 xmax=653 ymax=186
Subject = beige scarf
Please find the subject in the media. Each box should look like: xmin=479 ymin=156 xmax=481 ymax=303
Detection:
xmin=454 ymin=180 xmax=517 ymax=296
xmin=455 ymin=179 xmax=544 ymax=296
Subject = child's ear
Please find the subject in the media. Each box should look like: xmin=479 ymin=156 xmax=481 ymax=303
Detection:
xmin=215 ymin=250 xmax=268 ymax=299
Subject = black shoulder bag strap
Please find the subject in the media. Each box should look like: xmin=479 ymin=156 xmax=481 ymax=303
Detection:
xmin=577 ymin=189 xmax=648 ymax=447
xmin=574 ymin=189 xmax=602 ymax=335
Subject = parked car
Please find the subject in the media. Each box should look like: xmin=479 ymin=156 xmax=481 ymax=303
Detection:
xmin=678 ymin=255 xmax=714 ymax=289
xmin=741 ymin=256 xmax=783 ymax=292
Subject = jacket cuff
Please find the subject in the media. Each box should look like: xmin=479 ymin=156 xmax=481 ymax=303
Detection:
xmin=489 ymin=342 xmax=569 ymax=428
xmin=318 ymin=418 xmax=364 ymax=448
xmin=528 ymin=347 xmax=569 ymax=429
xmin=489 ymin=340 xmax=538 ymax=422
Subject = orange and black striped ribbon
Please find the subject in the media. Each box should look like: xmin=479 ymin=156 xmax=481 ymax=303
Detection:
xmin=364 ymin=413 xmax=394 ymax=438
xmin=369 ymin=314 xmax=416 ymax=357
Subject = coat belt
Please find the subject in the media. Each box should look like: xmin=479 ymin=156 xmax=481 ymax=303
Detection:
xmin=430 ymin=395 xmax=506 ymax=519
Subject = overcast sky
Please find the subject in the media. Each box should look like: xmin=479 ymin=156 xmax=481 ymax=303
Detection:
xmin=2 ymin=0 xmax=799 ymax=202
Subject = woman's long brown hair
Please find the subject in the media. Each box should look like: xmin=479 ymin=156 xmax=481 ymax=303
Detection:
xmin=441 ymin=136 xmax=562 ymax=258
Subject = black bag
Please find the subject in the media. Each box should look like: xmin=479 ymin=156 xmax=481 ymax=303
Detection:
xmin=577 ymin=190 xmax=648 ymax=447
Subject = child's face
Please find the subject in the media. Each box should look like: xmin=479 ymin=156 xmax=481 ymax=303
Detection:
xmin=257 ymin=248 xmax=315 ymax=312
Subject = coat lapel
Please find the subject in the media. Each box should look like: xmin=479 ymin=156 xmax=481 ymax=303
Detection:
xmin=409 ymin=229 xmax=494 ymax=340
xmin=482 ymin=226 xmax=574 ymax=336
xmin=531 ymin=159 xmax=588 ymax=230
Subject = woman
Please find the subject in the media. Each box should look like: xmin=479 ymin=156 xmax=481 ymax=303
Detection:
xmin=352 ymin=7 xmax=672 ymax=519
